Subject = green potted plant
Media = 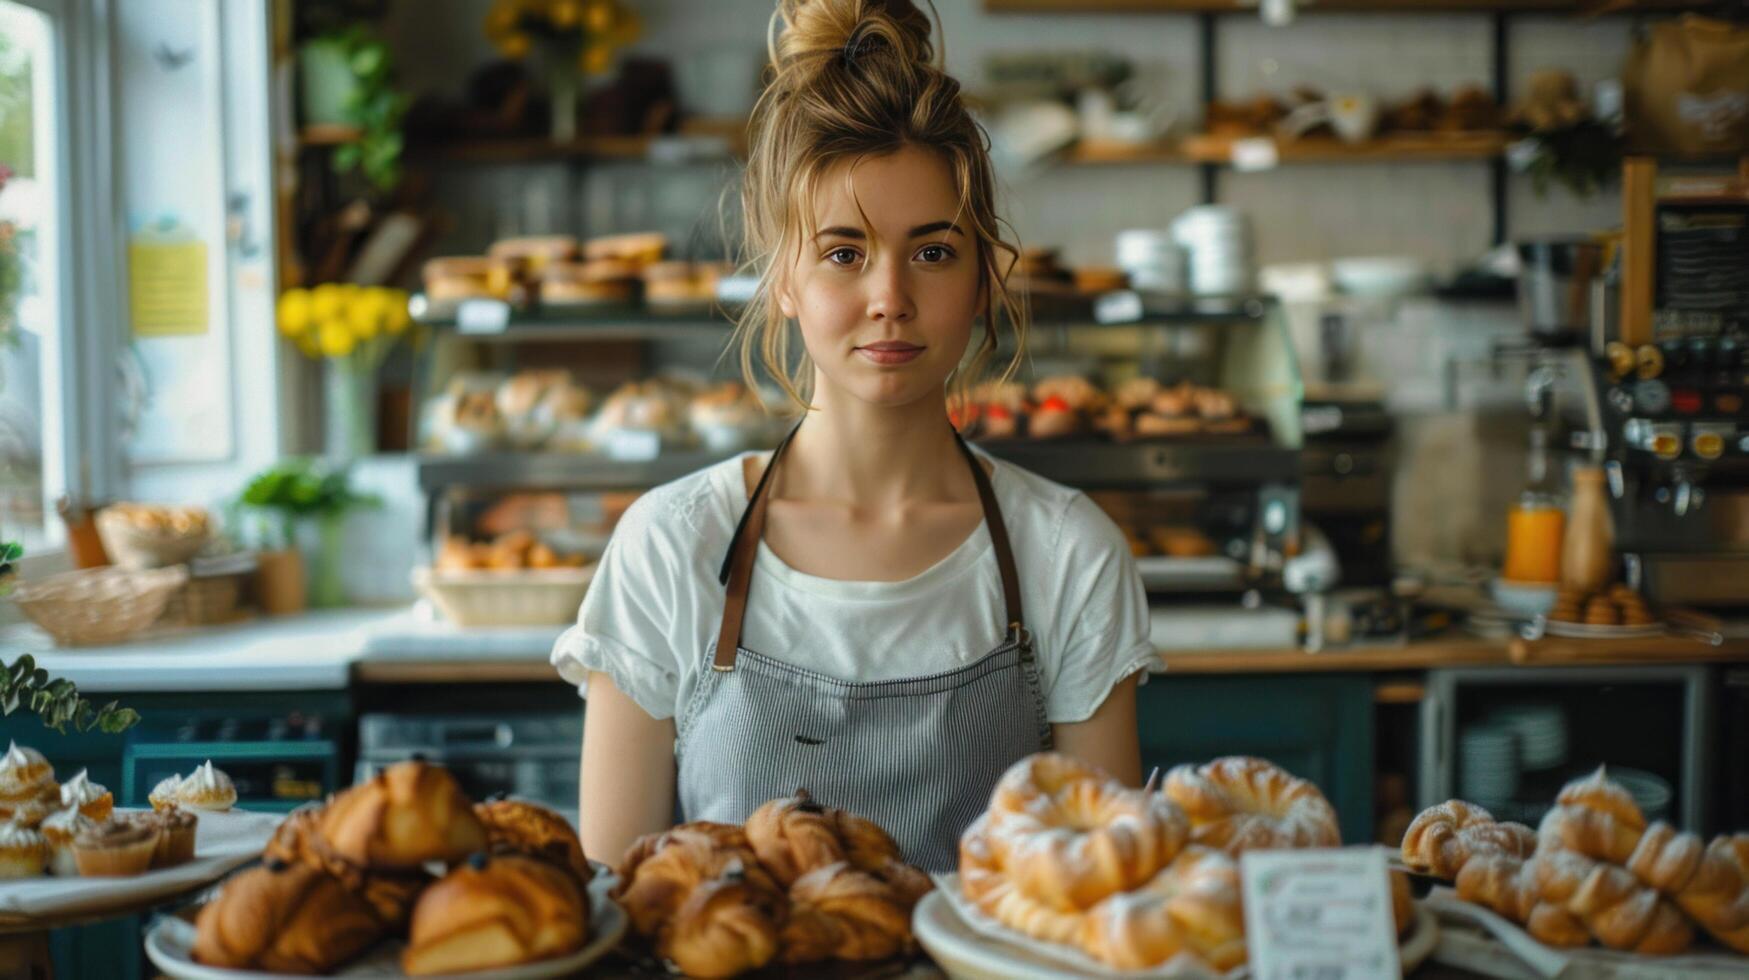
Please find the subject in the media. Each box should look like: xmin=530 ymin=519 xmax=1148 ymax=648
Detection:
xmin=299 ymin=19 xmax=408 ymax=192
xmin=0 ymin=541 xmax=139 ymax=734
xmin=236 ymin=459 xmax=382 ymax=612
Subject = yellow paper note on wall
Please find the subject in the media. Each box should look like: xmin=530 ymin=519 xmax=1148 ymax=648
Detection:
xmin=129 ymin=239 xmax=208 ymax=337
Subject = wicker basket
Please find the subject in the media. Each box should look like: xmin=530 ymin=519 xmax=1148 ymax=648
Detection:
xmin=95 ymin=509 xmax=210 ymax=570
xmin=159 ymin=573 xmax=245 ymax=628
xmin=9 ymin=566 xmax=190 ymax=647
xmin=412 ymin=565 xmax=594 ymax=627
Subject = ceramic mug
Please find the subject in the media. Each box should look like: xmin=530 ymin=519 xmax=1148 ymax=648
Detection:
xmin=1328 ymin=93 xmax=1379 ymax=143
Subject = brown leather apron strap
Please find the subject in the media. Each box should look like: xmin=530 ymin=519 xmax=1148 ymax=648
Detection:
xmin=953 ymin=432 xmax=1024 ymax=634
xmin=714 ymin=423 xmax=1025 ymax=672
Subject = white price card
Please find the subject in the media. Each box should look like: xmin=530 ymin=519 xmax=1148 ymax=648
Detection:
xmin=1241 ymin=846 xmax=1400 ymax=980
xmin=456 ymin=298 xmax=511 ymax=335
xmin=603 ymin=428 xmax=662 ymax=462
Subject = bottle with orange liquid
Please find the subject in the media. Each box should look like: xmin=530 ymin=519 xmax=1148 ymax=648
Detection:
xmin=1503 ymin=427 xmax=1565 ymax=584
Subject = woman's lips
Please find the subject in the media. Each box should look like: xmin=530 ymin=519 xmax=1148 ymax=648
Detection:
xmin=856 ymin=342 xmax=925 ymax=366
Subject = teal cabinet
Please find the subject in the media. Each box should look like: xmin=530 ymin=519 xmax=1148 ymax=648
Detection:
xmin=0 ymin=689 xmax=350 ymax=980
xmin=1136 ymin=672 xmax=1376 ymax=843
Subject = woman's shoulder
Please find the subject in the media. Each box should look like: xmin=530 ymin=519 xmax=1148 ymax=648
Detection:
xmin=980 ymin=452 xmax=1126 ymax=555
xmin=610 ymin=454 xmax=749 ymax=552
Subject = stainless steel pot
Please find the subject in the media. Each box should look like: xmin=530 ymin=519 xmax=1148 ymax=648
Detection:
xmin=1516 ymin=238 xmax=1604 ymax=340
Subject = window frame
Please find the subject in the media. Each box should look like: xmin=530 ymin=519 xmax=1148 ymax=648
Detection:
xmin=4 ymin=0 xmax=124 ymax=569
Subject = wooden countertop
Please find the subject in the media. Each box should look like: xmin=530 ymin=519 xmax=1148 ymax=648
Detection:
xmin=351 ymin=634 xmax=1749 ymax=685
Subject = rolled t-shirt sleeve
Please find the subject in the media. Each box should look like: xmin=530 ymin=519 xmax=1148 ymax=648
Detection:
xmin=550 ymin=493 xmax=687 ymax=719
xmin=1039 ymin=493 xmax=1155 ymax=724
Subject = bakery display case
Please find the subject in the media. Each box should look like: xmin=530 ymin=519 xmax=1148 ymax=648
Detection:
xmin=403 ymin=288 xmax=1309 ymax=625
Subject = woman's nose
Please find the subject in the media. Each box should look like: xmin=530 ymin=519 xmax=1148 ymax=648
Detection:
xmin=865 ymin=259 xmax=915 ymax=323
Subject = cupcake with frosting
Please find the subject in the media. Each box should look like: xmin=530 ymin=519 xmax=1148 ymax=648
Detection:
xmin=0 ymin=821 xmax=47 ymax=879
xmin=40 ymin=807 xmax=97 ymax=876
xmin=174 ymin=761 xmax=236 ymax=812
xmin=59 ymin=769 xmax=113 ymax=823
xmin=73 ymin=820 xmax=158 ymax=877
xmin=0 ymin=741 xmax=56 ymax=817
xmin=143 ymin=809 xmax=198 ymax=868
xmin=148 ymin=774 xmax=182 ymax=812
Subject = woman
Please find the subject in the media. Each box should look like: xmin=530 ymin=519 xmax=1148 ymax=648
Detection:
xmin=552 ymin=0 xmax=1152 ymax=871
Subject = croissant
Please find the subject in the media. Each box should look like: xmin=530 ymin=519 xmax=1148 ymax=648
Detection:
xmin=1537 ymin=804 xmax=1645 ymax=867
xmin=1079 ymin=845 xmax=1247 ymax=972
xmin=475 ymin=799 xmax=592 ymax=888
xmin=402 ymin=854 xmax=589 ymax=976
xmin=658 ymin=867 xmax=786 ymax=979
xmin=1162 ymin=756 xmax=1340 ymax=855
xmin=616 ymin=821 xmax=748 ymax=888
xmin=265 ymin=804 xmax=431 ymax=930
xmin=780 ymin=862 xmax=913 ymax=964
xmin=319 ymin=761 xmax=486 ymax=870
xmin=823 ymin=806 xmax=931 ymax=906
xmin=193 ymin=861 xmax=385 ymax=974
xmin=744 ymin=789 xmax=846 ymax=886
xmin=1566 ymin=859 xmax=1694 ymax=954
xmin=616 ymin=830 xmax=778 ymax=939
xmin=1400 ymin=800 xmax=1535 ymax=878
xmin=1555 ymin=766 xmax=1647 ymax=831
xmin=1455 ymin=853 xmax=1589 ymax=948
xmin=1626 ymin=822 xmax=1749 ymax=953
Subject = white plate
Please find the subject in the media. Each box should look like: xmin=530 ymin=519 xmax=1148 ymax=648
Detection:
xmin=0 ymin=810 xmax=284 ymax=925
xmin=1542 ymin=620 xmax=1665 ymax=639
xmin=913 ymin=876 xmax=1438 ymax=980
xmin=144 ymin=872 xmax=627 ymax=979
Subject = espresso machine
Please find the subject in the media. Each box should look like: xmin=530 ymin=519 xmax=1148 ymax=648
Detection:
xmin=1582 ymin=159 xmax=1749 ymax=613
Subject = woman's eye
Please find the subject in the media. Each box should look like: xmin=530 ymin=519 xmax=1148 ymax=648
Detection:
xmin=917 ymin=244 xmax=952 ymax=263
xmin=827 ymin=247 xmax=860 ymax=266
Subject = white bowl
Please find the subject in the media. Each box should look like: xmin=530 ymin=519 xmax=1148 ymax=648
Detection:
xmin=1490 ymin=577 xmax=1558 ymax=617
xmin=1332 ymin=256 xmax=1432 ymax=298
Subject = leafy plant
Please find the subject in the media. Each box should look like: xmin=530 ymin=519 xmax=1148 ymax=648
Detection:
xmin=0 ymin=654 xmax=139 ymax=734
xmin=318 ymin=26 xmax=408 ymax=193
xmin=0 ymin=541 xmax=139 ymax=734
xmin=1515 ymin=120 xmax=1622 ymax=200
xmin=235 ymin=458 xmax=382 ymax=551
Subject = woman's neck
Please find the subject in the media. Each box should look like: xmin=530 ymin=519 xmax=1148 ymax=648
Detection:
xmin=779 ymin=379 xmax=972 ymax=509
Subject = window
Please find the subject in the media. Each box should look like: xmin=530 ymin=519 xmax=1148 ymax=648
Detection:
xmin=0 ymin=0 xmax=62 ymax=550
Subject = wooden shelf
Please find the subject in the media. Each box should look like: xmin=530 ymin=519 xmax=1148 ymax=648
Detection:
xmin=297 ymin=124 xmax=362 ymax=147
xmin=407 ymin=120 xmax=749 ymax=165
xmin=1067 ymin=132 xmax=1511 ymax=166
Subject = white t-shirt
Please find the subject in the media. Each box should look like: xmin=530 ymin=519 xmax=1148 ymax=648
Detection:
xmin=550 ymin=449 xmax=1155 ymax=725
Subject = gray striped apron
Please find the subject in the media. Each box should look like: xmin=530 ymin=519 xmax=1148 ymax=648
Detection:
xmin=674 ymin=423 xmax=1052 ymax=872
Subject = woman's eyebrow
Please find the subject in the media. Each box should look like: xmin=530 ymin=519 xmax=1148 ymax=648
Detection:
xmin=907 ymin=220 xmax=962 ymax=238
xmin=811 ymin=221 xmax=963 ymax=243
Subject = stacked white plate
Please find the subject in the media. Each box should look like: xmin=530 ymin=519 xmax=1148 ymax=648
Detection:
xmin=1114 ymin=229 xmax=1188 ymax=293
xmin=1171 ymin=206 xmax=1255 ymax=296
xmin=1487 ymin=704 xmax=1568 ymax=772
xmin=1458 ymin=723 xmax=1520 ymax=806
xmin=1611 ymin=767 xmax=1674 ymax=822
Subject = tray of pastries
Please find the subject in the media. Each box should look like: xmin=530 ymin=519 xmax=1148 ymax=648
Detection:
xmin=920 ymin=753 xmax=1435 ymax=978
xmin=1399 ymin=766 xmax=1749 ymax=972
xmin=0 ymin=749 xmax=279 ymax=926
xmin=146 ymin=760 xmax=625 ymax=978
xmin=1540 ymin=585 xmax=1664 ymax=639
xmin=610 ymin=788 xmax=934 ymax=976
xmin=952 ymin=376 xmax=1262 ymax=445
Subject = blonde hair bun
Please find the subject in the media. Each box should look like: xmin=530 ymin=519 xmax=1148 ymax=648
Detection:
xmin=773 ymin=0 xmax=936 ymax=83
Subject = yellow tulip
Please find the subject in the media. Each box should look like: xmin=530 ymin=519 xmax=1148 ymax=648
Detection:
xmin=318 ymin=320 xmax=357 ymax=358
xmin=581 ymin=44 xmax=612 ymax=76
xmin=551 ymin=0 xmax=582 ymax=28
xmin=382 ymin=290 xmax=412 ymax=336
xmin=295 ymin=330 xmax=322 ymax=359
xmin=310 ymin=283 xmax=347 ymax=322
xmin=583 ymin=0 xmax=614 ymax=33
xmin=276 ymin=289 xmax=312 ymax=337
xmin=499 ymin=32 xmax=531 ymax=59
